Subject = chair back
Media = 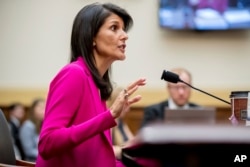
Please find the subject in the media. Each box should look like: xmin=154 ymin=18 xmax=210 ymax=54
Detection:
xmin=0 ymin=109 xmax=16 ymax=165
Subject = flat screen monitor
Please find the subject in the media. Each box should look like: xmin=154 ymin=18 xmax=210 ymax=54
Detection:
xmin=159 ymin=0 xmax=250 ymax=31
xmin=164 ymin=107 xmax=216 ymax=124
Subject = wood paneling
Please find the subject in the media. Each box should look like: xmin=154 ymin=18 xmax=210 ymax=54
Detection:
xmin=0 ymin=88 xmax=234 ymax=135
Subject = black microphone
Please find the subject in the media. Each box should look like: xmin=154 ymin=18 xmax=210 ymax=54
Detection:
xmin=161 ymin=70 xmax=231 ymax=105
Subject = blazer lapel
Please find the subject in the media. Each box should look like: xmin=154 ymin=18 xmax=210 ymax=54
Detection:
xmin=81 ymin=58 xmax=113 ymax=147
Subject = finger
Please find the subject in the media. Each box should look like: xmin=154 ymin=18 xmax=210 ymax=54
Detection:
xmin=124 ymin=93 xmax=129 ymax=100
xmin=126 ymin=86 xmax=139 ymax=97
xmin=134 ymin=78 xmax=146 ymax=86
xmin=127 ymin=95 xmax=142 ymax=105
xmin=126 ymin=78 xmax=146 ymax=95
xmin=133 ymin=78 xmax=146 ymax=86
xmin=123 ymin=89 xmax=127 ymax=94
xmin=126 ymin=78 xmax=146 ymax=90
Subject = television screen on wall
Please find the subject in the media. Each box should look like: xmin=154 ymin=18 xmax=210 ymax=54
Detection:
xmin=159 ymin=0 xmax=250 ymax=31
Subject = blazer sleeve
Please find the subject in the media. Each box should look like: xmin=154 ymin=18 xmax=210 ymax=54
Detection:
xmin=38 ymin=64 xmax=116 ymax=159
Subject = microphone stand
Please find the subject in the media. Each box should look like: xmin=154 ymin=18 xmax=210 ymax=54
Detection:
xmin=180 ymin=80 xmax=231 ymax=105
xmin=161 ymin=69 xmax=231 ymax=105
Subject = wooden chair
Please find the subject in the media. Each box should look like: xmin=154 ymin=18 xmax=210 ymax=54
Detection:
xmin=0 ymin=109 xmax=35 ymax=167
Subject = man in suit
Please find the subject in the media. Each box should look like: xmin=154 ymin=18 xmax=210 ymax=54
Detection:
xmin=8 ymin=102 xmax=26 ymax=160
xmin=141 ymin=67 xmax=200 ymax=127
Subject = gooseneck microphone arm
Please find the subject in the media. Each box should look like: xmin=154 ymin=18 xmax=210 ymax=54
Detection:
xmin=161 ymin=70 xmax=231 ymax=105
xmin=179 ymin=80 xmax=231 ymax=105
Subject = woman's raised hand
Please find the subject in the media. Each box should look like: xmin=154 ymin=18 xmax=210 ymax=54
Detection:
xmin=110 ymin=78 xmax=146 ymax=119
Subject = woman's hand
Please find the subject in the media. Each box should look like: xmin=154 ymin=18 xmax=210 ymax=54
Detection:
xmin=110 ymin=78 xmax=146 ymax=119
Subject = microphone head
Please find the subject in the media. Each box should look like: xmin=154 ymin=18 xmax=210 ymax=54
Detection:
xmin=161 ymin=70 xmax=181 ymax=83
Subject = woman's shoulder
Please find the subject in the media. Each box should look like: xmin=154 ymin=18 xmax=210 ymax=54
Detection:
xmin=21 ymin=120 xmax=35 ymax=129
xmin=50 ymin=60 xmax=90 ymax=86
xmin=61 ymin=57 xmax=89 ymax=75
xmin=60 ymin=61 xmax=87 ymax=76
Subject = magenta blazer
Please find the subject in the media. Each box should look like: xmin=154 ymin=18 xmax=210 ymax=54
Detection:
xmin=36 ymin=57 xmax=123 ymax=167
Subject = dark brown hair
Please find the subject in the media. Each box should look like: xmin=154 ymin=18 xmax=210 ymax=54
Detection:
xmin=70 ymin=2 xmax=133 ymax=100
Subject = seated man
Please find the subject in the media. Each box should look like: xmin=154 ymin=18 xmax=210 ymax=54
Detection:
xmin=141 ymin=67 xmax=200 ymax=127
xmin=8 ymin=102 xmax=26 ymax=160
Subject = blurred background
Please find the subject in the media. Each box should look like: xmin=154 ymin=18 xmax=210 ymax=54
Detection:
xmin=0 ymin=0 xmax=250 ymax=107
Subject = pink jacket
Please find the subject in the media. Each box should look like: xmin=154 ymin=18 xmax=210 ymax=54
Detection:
xmin=36 ymin=57 xmax=123 ymax=167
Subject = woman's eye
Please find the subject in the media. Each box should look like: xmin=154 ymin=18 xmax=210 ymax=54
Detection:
xmin=111 ymin=25 xmax=117 ymax=31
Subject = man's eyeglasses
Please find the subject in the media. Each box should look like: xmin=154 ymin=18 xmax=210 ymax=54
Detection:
xmin=169 ymin=85 xmax=190 ymax=91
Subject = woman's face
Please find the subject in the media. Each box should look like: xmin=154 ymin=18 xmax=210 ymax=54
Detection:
xmin=93 ymin=13 xmax=128 ymax=61
xmin=34 ymin=101 xmax=45 ymax=121
xmin=12 ymin=105 xmax=25 ymax=120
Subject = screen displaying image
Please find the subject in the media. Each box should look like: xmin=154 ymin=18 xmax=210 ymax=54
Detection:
xmin=159 ymin=0 xmax=250 ymax=30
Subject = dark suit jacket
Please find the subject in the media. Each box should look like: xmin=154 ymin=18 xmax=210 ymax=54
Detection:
xmin=9 ymin=120 xmax=25 ymax=160
xmin=141 ymin=100 xmax=199 ymax=127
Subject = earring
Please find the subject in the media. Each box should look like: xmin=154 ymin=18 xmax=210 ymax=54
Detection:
xmin=93 ymin=42 xmax=96 ymax=46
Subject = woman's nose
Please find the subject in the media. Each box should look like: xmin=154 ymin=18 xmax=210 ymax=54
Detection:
xmin=121 ymin=30 xmax=128 ymax=40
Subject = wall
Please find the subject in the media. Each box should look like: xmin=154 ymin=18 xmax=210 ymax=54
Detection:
xmin=0 ymin=0 xmax=250 ymax=107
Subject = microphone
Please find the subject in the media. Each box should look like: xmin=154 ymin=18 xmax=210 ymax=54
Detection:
xmin=161 ymin=70 xmax=231 ymax=105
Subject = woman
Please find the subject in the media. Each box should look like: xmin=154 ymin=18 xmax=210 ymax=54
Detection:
xmin=36 ymin=2 xmax=146 ymax=167
xmin=19 ymin=98 xmax=45 ymax=162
